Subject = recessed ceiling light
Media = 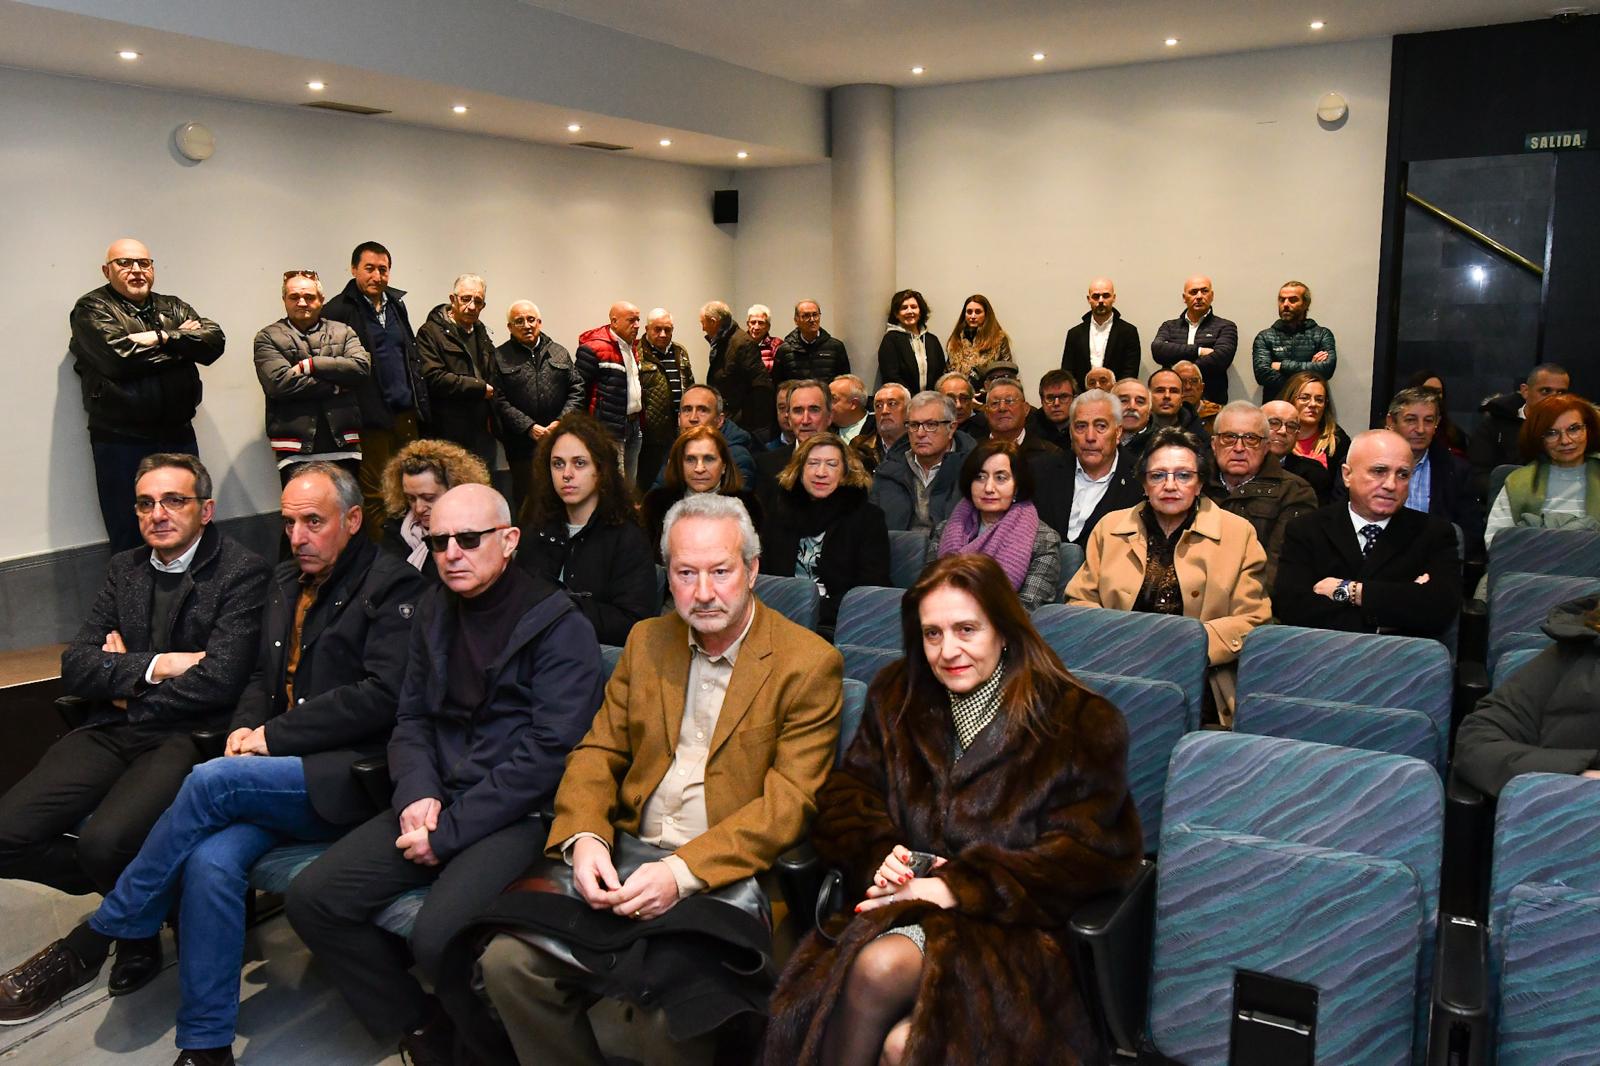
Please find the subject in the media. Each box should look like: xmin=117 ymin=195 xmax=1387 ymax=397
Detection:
xmin=1164 ymin=37 xmax=1180 ymax=47
xmin=117 ymin=50 xmax=140 ymax=61
xmin=659 ymin=138 xmax=672 ymax=147
xmin=1310 ymin=20 xmax=1326 ymax=30
xmin=736 ymin=151 xmax=749 ymax=159
xmin=1032 ymin=52 xmax=1046 ymax=62
xmin=566 ymin=123 xmax=582 ymax=132
xmin=307 ymin=80 xmax=325 ymax=91
xmin=452 ymin=104 xmax=468 ymax=114
xmin=911 ymin=66 xmax=925 ymax=75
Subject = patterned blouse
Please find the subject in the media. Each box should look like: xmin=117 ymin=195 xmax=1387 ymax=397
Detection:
xmin=1133 ymin=504 xmax=1194 ymax=616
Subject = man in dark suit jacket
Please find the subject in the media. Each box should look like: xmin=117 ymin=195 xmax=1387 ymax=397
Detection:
xmin=1275 ymin=430 xmax=1461 ymax=638
xmin=1150 ymin=275 xmax=1239 ymax=405
xmin=0 ymin=464 xmax=422 ymax=1058
xmin=1055 ymin=389 xmax=1147 ymax=548
xmin=702 ymin=300 xmax=775 ymax=438
xmin=0 ymin=454 xmax=267 ymax=1011
xmin=1386 ymin=386 xmax=1484 ymax=556
xmin=1062 ymin=277 xmax=1141 ymax=386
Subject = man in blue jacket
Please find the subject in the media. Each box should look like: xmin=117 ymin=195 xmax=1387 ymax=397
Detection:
xmin=287 ymin=483 xmax=603 ymax=1066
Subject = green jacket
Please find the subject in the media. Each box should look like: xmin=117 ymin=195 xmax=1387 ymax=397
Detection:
xmin=1504 ymin=457 xmax=1600 ymax=526
xmin=1252 ymin=318 xmax=1337 ymax=399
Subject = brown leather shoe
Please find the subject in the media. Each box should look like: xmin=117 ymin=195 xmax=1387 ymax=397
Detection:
xmin=0 ymin=940 xmax=97 ymax=1026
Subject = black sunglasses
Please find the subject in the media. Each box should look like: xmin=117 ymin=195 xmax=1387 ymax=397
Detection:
xmin=423 ymin=527 xmax=506 ymax=552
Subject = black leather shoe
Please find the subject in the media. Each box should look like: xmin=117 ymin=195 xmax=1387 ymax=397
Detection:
xmin=107 ymin=936 xmax=162 ymax=997
xmin=172 ymin=1049 xmax=234 ymax=1066
xmin=0 ymin=940 xmax=97 ymax=1025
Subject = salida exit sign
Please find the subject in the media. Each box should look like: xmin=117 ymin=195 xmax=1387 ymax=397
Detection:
xmin=1524 ymin=129 xmax=1588 ymax=151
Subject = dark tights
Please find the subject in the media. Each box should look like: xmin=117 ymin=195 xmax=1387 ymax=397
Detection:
xmin=820 ymin=933 xmax=923 ymax=1066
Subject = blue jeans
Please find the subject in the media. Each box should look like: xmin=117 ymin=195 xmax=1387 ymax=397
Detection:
xmin=91 ymin=756 xmax=341 ymax=1049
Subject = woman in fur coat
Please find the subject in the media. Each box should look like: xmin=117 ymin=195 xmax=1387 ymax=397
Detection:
xmin=765 ymin=553 xmax=1143 ymax=1066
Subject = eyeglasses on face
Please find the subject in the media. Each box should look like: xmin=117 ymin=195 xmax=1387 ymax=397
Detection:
xmin=134 ymin=494 xmax=203 ymax=515
xmin=1214 ymin=432 xmax=1266 ymax=449
xmin=283 ymin=269 xmax=319 ymax=281
xmin=987 ymin=397 xmax=1023 ymax=409
xmin=1144 ymin=470 xmax=1198 ymax=485
xmin=1267 ymin=417 xmax=1301 ymax=433
xmin=109 ymin=258 xmax=154 ymax=271
xmin=1544 ymin=423 xmax=1588 ymax=442
xmin=1041 ymin=393 xmax=1074 ymax=405
xmin=906 ymin=419 xmax=952 ymax=433
xmin=424 ymin=527 xmax=507 ymax=552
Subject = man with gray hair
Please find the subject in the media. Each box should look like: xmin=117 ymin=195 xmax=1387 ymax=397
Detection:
xmin=746 ymin=304 xmax=779 ymax=372
xmin=852 ymin=383 xmax=912 ymax=474
xmin=0 ymin=464 xmax=422 ymax=1063
xmin=417 ymin=274 xmax=498 ymax=467
xmin=870 ymin=390 xmax=976 ymax=531
xmin=774 ymin=299 xmax=850 ymax=386
xmin=1061 ymin=388 xmax=1145 ymax=546
xmin=465 ymin=491 xmax=843 ymax=1064
xmin=254 ymin=270 xmax=371 ymax=485
xmin=288 ymin=482 xmax=603 ymax=1063
xmin=828 ymin=373 xmax=872 ymax=446
xmin=1205 ymin=400 xmax=1318 ymax=592
xmin=492 ymin=300 xmax=583 ymax=513
xmin=701 ymin=299 xmax=774 ymax=438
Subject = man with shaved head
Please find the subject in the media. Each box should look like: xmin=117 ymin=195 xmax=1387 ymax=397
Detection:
xmin=1262 ymin=398 xmax=1334 ymax=502
xmin=288 ymin=483 xmax=604 ymax=1063
xmin=701 ymin=299 xmax=776 ymax=439
xmin=1062 ymin=276 xmax=1141 ymax=386
xmin=1151 ymin=274 xmax=1238 ymax=406
xmin=418 ymin=274 xmax=498 ymax=467
xmin=577 ymin=301 xmax=646 ymax=480
xmin=492 ymin=300 xmax=583 ymax=514
xmin=70 ymin=238 xmax=226 ymax=552
xmin=1274 ymin=429 xmax=1462 ymax=637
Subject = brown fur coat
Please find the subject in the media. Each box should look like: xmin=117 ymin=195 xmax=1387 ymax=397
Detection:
xmin=763 ymin=663 xmax=1143 ymax=1065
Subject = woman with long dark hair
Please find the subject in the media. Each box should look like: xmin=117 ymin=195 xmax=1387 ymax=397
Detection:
xmin=926 ymin=439 xmax=1060 ymax=610
xmin=765 ymin=554 xmax=1143 ymax=1065
xmin=876 ymin=289 xmax=946 ymax=394
xmin=942 ymin=294 xmax=1012 ymax=389
xmin=639 ymin=425 xmax=764 ymax=560
xmin=515 ymin=412 xmax=656 ymax=645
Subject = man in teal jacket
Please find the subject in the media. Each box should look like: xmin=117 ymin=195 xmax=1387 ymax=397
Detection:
xmin=1252 ymin=280 xmax=1337 ymax=400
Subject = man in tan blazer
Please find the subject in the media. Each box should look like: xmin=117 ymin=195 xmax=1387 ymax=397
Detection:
xmin=478 ymin=491 xmax=843 ymax=1064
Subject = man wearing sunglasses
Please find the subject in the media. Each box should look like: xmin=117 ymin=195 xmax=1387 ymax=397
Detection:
xmin=0 ymin=454 xmax=269 ymax=1023
xmin=1204 ymin=401 xmax=1317 ymax=594
xmin=70 ymin=238 xmax=226 ymax=553
xmin=288 ymin=483 xmax=604 ymax=1065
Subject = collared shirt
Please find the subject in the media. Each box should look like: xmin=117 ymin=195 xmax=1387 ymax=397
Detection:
xmin=636 ymin=604 xmax=757 ymax=896
xmin=1088 ymin=315 xmax=1113 ymax=367
xmin=1405 ymin=450 xmax=1433 ymax=513
xmin=1348 ymin=506 xmax=1391 ymax=540
xmin=909 ymin=448 xmax=948 ymax=531
xmin=909 ymin=330 xmax=927 ymax=388
xmin=1186 ymin=313 xmax=1203 ymax=346
xmin=836 ymin=416 xmax=866 ymax=445
xmin=145 ymin=533 xmax=203 ymax=682
xmin=369 ymin=289 xmax=389 ymax=327
xmin=1069 ymin=455 xmax=1118 ymax=541
xmin=612 ymin=328 xmax=642 ymax=416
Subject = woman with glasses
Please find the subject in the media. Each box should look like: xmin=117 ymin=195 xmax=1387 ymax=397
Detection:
xmin=943 ymin=294 xmax=1013 ymax=390
xmin=765 ymin=554 xmax=1142 ymax=1066
xmin=1280 ymin=373 xmax=1348 ymax=502
xmin=515 ymin=412 xmax=657 ymax=646
xmin=762 ymin=432 xmax=891 ymax=636
xmin=877 ymin=289 xmax=947 ymax=393
xmin=640 ymin=425 xmax=764 ymax=562
xmin=926 ymin=440 xmax=1061 ymax=610
xmin=1485 ymin=393 xmax=1600 ymax=544
xmin=1068 ymin=427 xmax=1270 ymax=724
xmin=379 ymin=439 xmax=491 ymax=579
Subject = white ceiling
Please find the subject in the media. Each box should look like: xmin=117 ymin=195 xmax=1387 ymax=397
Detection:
xmin=521 ymin=0 xmax=1571 ymax=86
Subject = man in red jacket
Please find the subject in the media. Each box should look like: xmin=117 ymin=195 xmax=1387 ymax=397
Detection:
xmin=574 ymin=301 xmax=644 ymax=480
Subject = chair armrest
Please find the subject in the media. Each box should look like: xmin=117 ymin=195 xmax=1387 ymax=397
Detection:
xmin=776 ymin=841 xmax=825 ymax=931
xmin=53 ymin=694 xmax=89 ymax=730
xmin=190 ymin=727 xmax=227 ymax=760
xmin=1453 ymin=661 xmax=1491 ymax=748
xmin=1427 ymin=916 xmax=1488 ymax=1066
xmin=1065 ymin=859 xmax=1157 ymax=1057
xmin=350 ymin=756 xmax=393 ymax=812
xmin=1441 ymin=771 xmax=1494 ymax=921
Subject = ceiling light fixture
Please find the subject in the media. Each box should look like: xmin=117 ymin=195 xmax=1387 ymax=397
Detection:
xmin=307 ymin=81 xmax=325 ymax=91
xmin=911 ymin=66 xmax=925 ymax=75
xmin=1310 ymin=20 xmax=1326 ymax=30
xmin=566 ymin=123 xmax=582 ymax=132
xmin=736 ymin=151 xmax=749 ymax=159
xmin=1164 ymin=37 xmax=1179 ymax=47
xmin=1032 ymin=52 xmax=1046 ymax=61
xmin=452 ymin=104 xmax=468 ymax=114
xmin=117 ymin=50 xmax=140 ymax=60
xmin=659 ymin=138 xmax=672 ymax=147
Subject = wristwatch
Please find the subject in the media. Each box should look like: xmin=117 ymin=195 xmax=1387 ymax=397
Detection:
xmin=1331 ymin=580 xmax=1353 ymax=604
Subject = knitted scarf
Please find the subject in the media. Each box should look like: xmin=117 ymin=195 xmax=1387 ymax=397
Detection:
xmin=938 ymin=498 xmax=1039 ymax=591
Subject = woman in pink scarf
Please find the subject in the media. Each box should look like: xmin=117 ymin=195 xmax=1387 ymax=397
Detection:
xmin=926 ymin=439 xmax=1061 ymax=610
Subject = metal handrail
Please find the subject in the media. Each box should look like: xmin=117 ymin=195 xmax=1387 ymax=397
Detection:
xmin=1404 ymin=191 xmax=1544 ymax=276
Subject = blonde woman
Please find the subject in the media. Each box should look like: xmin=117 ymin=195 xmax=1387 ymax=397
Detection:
xmin=379 ymin=438 xmax=491 ymax=577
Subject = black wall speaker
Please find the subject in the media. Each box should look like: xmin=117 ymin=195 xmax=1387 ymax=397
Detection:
xmin=713 ymin=189 xmax=739 ymax=225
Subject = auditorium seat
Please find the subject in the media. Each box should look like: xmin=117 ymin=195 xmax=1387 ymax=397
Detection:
xmin=1057 ymin=542 xmax=1084 ymax=589
xmin=1031 ymin=604 xmax=1208 ymax=730
xmin=838 ymin=643 xmax=900 ymax=686
xmin=1431 ymin=773 xmax=1600 ymax=1065
xmin=1073 ymin=670 xmax=1187 ymax=850
xmin=1234 ymin=626 xmax=1453 ymax=772
xmin=1485 ymin=526 xmax=1600 ymax=596
xmin=1485 ymin=464 xmax=1518 ymax=516
xmin=1486 ymin=571 xmax=1600 ymax=672
xmin=754 ymin=573 xmax=821 ymax=631
xmin=1070 ymin=733 xmax=1443 ymax=1063
xmin=600 ymin=643 xmax=623 ymax=680
xmin=833 ymin=585 xmax=904 ymax=650
xmin=886 ymin=530 xmax=928 ymax=589
xmin=1491 ymin=646 xmax=1542 ymax=687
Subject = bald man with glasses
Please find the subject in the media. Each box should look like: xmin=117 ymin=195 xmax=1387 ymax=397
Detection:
xmin=70 ymin=238 xmax=226 ymax=552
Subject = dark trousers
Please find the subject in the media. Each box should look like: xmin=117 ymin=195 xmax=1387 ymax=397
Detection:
xmin=284 ymin=809 xmax=547 ymax=1037
xmin=92 ymin=430 xmax=200 ymax=554
xmin=0 ymin=723 xmax=203 ymax=895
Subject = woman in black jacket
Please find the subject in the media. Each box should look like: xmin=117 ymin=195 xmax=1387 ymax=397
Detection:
xmin=639 ymin=425 xmax=763 ymax=561
xmin=762 ymin=432 xmax=891 ymax=636
xmin=876 ymin=289 xmax=946 ymax=394
xmin=1455 ymin=596 xmax=1600 ymax=797
xmin=515 ymin=412 xmax=657 ymax=646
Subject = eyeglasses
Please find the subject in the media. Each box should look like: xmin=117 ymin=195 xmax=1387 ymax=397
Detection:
xmin=1214 ymin=432 xmax=1266 ymax=449
xmin=1267 ymin=417 xmax=1302 ymax=433
xmin=1544 ymin=423 xmax=1588 ymax=442
xmin=109 ymin=257 xmax=154 ymax=271
xmin=987 ymin=397 xmax=1023 ymax=408
xmin=1144 ymin=470 xmax=1198 ymax=485
xmin=906 ymin=419 xmax=952 ymax=433
xmin=423 ymin=527 xmax=507 ymax=552
xmin=134 ymin=494 xmax=203 ymax=515
xmin=1041 ymin=393 xmax=1075 ymax=406
xmin=282 ymin=269 xmax=319 ymax=281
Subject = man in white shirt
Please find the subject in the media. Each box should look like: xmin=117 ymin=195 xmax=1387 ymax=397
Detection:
xmin=1062 ymin=390 xmax=1145 ymax=546
xmin=1062 ymin=276 xmax=1142 ymax=386
xmin=575 ymin=301 xmax=645 ymax=479
xmin=828 ymin=374 xmax=872 ymax=446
